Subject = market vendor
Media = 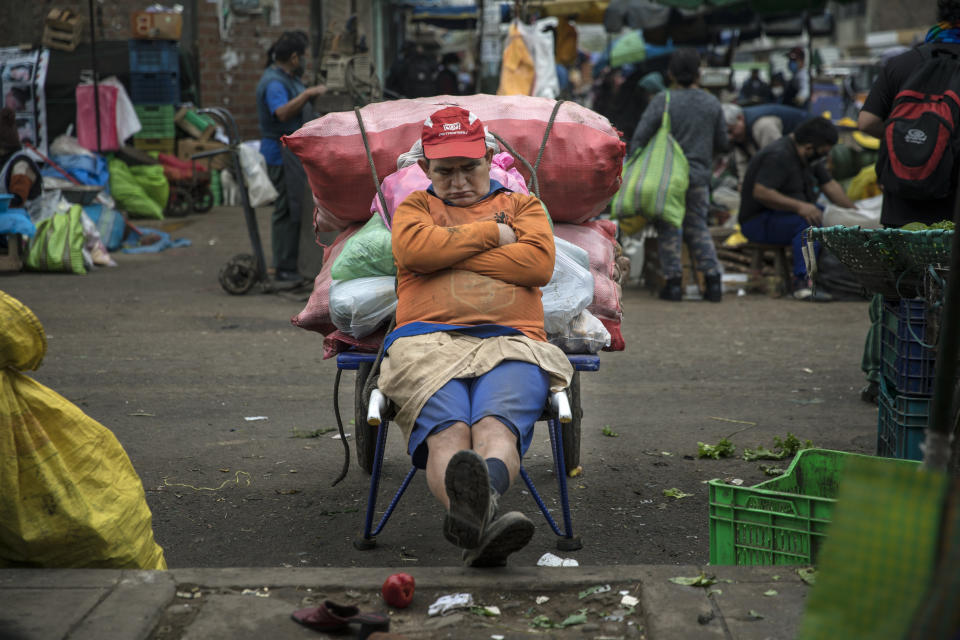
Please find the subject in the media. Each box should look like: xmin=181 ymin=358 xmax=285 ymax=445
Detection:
xmin=377 ymin=106 xmax=573 ymax=567
xmin=738 ymin=117 xmax=856 ymax=301
xmin=721 ymin=103 xmax=808 ymax=187
xmin=0 ymin=108 xmax=41 ymax=209
xmin=256 ymin=31 xmax=326 ymax=283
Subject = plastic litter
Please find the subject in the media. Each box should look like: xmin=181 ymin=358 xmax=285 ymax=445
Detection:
xmin=536 ymin=552 xmax=579 ymax=567
xmin=428 ymin=593 xmax=474 ymax=616
xmin=244 ymin=416 xmax=268 ymax=421
xmin=621 ymin=595 xmax=639 ymax=607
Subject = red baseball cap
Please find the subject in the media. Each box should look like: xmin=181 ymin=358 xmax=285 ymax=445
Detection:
xmin=421 ymin=106 xmax=486 ymax=159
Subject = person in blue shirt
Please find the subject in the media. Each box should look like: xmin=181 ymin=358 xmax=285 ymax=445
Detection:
xmin=256 ymin=31 xmax=326 ymax=282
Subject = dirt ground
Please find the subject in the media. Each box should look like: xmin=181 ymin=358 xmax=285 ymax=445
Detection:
xmin=0 ymin=206 xmax=878 ymax=571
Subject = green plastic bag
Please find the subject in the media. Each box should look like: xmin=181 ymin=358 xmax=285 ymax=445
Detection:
xmin=129 ymin=164 xmax=169 ymax=211
xmin=108 ymin=158 xmax=164 ymax=219
xmin=611 ymin=90 xmax=689 ymax=229
xmin=331 ymin=214 xmax=396 ymax=280
xmin=24 ymin=205 xmax=87 ymax=274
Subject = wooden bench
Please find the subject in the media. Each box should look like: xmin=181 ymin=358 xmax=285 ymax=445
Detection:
xmin=0 ymin=235 xmax=23 ymax=272
xmin=743 ymin=242 xmax=793 ymax=295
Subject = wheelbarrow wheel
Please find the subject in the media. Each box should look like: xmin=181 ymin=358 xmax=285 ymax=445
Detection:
xmin=561 ymin=371 xmax=582 ymax=473
xmin=191 ymin=185 xmax=213 ymax=213
xmin=354 ymin=361 xmax=377 ymax=475
xmin=218 ymin=254 xmax=259 ymax=295
xmin=166 ymin=185 xmax=191 ymax=217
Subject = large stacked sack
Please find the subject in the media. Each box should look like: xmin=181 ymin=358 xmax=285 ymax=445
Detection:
xmin=290 ymin=152 xmax=618 ymax=355
xmin=284 ymin=94 xmax=625 ymax=229
xmin=288 ymin=96 xmax=627 ymax=354
xmin=554 ymin=220 xmax=625 ymax=351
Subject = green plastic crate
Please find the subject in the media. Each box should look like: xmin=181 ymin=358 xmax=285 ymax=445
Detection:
xmin=134 ymin=104 xmax=176 ymax=139
xmin=709 ymin=449 xmax=920 ymax=566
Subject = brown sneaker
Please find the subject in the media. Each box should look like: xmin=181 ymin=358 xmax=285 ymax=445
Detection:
xmin=442 ymin=450 xmax=492 ymax=549
xmin=463 ymin=511 xmax=534 ymax=567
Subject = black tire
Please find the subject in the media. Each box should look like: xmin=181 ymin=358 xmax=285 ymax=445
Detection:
xmin=166 ymin=185 xmax=191 ymax=217
xmin=192 ymin=185 xmax=213 ymax=213
xmin=561 ymin=371 xmax=582 ymax=473
xmin=354 ymin=361 xmax=377 ymax=475
xmin=218 ymin=254 xmax=258 ymax=295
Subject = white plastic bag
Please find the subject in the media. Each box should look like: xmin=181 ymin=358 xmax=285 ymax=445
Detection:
xmin=540 ymin=238 xmax=594 ymax=335
xmin=329 ymin=276 xmax=397 ymax=338
xmin=822 ymin=195 xmax=882 ymax=229
xmin=237 ymin=145 xmax=279 ymax=208
xmin=220 ymin=169 xmax=241 ymax=206
xmin=548 ymin=308 xmax=611 ymax=354
xmin=100 ymin=76 xmax=141 ymax=142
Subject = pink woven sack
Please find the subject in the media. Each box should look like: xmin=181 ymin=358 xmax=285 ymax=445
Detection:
xmin=290 ymin=224 xmax=362 ymax=334
xmin=284 ymin=95 xmax=624 ymax=225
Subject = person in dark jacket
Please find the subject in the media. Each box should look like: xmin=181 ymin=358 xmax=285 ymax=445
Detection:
xmin=629 ymin=49 xmax=728 ymax=302
xmin=256 ymin=31 xmax=326 ymax=282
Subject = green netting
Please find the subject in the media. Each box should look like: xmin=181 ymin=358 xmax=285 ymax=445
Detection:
xmin=808 ymin=226 xmax=954 ymax=298
xmin=798 ymin=456 xmax=948 ymax=640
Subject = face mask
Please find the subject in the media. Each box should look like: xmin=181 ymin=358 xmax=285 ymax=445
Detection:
xmin=807 ymin=149 xmax=827 ymax=163
xmin=293 ymin=61 xmax=305 ymax=78
xmin=788 ymin=60 xmax=798 ymax=74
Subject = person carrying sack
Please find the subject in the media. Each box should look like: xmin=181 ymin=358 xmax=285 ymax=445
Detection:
xmin=622 ymin=48 xmax=729 ymax=302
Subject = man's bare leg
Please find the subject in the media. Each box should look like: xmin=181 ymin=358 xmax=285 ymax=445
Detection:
xmin=424 ymin=422 xmax=471 ymax=509
xmin=471 ymin=416 xmax=520 ymax=486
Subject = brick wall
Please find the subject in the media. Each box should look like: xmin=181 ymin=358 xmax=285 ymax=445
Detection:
xmin=196 ymin=0 xmax=316 ymax=140
xmin=3 ymin=0 xmax=319 ymax=140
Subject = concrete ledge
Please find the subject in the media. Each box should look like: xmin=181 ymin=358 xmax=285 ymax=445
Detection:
xmin=69 ymin=571 xmax=175 ymax=640
xmin=169 ymin=565 xmax=653 ymax=591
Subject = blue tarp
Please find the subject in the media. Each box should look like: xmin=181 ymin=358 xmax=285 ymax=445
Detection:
xmin=0 ymin=209 xmax=36 ymax=238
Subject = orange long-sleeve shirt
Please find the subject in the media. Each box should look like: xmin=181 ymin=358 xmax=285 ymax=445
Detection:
xmin=391 ymin=189 xmax=555 ymax=341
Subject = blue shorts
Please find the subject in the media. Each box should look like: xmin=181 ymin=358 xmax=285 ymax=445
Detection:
xmin=408 ymin=360 xmax=550 ymax=469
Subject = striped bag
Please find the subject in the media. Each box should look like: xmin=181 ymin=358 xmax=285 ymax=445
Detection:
xmin=24 ymin=205 xmax=87 ymax=274
xmin=611 ymin=91 xmax=689 ymax=230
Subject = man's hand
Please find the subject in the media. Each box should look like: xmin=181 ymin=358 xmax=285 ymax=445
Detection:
xmin=307 ymin=84 xmax=327 ymax=98
xmin=497 ymin=223 xmax=517 ymax=246
xmin=796 ymin=202 xmax=822 ymax=226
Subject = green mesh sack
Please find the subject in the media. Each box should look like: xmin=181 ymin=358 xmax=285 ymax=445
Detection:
xmin=330 ymin=214 xmax=396 ymax=280
xmin=129 ymin=164 xmax=169 ymax=212
xmin=24 ymin=205 xmax=87 ymax=274
xmin=611 ymin=90 xmax=689 ymax=229
xmin=108 ymin=158 xmax=164 ymax=220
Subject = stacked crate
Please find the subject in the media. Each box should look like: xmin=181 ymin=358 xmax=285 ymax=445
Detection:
xmin=129 ymin=39 xmax=180 ymax=155
xmin=877 ymin=299 xmax=936 ymax=461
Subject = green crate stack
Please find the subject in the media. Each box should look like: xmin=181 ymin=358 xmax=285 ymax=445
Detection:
xmin=133 ymin=104 xmax=175 ymax=154
xmin=708 ymin=449 xmax=920 ymax=566
xmin=211 ymin=170 xmax=222 ymax=207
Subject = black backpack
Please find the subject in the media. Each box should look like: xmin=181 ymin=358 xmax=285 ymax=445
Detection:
xmin=876 ymin=46 xmax=960 ymax=199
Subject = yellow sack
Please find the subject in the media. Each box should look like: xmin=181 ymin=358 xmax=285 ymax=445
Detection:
xmin=0 ymin=291 xmax=166 ymax=569
xmin=497 ymin=23 xmax=535 ymax=96
xmin=847 ymin=164 xmax=881 ymax=202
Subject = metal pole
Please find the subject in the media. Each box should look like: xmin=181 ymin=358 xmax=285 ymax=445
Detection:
xmin=88 ymin=0 xmax=101 ymax=153
xmin=475 ymin=0 xmax=484 ymax=94
xmin=923 ymin=173 xmax=960 ymax=471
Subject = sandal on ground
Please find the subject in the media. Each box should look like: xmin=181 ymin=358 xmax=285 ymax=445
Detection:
xmin=291 ymin=600 xmax=390 ymax=637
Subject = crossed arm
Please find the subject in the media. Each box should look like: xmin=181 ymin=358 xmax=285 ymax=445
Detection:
xmin=392 ymin=195 xmax=555 ymax=288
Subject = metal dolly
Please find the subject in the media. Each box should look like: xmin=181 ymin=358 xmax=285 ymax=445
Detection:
xmin=337 ymin=351 xmax=599 ymax=552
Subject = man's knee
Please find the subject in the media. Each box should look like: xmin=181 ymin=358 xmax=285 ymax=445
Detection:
xmin=471 ymin=416 xmax=515 ymax=442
